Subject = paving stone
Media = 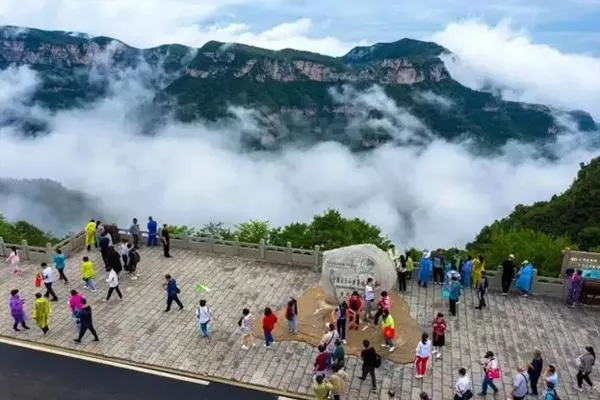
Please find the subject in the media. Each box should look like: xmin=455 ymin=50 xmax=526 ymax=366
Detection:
xmin=1 ymin=248 xmax=598 ymax=399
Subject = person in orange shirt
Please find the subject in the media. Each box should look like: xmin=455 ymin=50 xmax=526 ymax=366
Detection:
xmin=262 ymin=307 xmax=278 ymax=348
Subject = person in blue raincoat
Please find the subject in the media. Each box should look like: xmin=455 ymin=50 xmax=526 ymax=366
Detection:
xmin=515 ymin=260 xmax=534 ymax=297
xmin=462 ymin=256 xmax=473 ymax=288
xmin=418 ymin=251 xmax=433 ymax=288
xmin=147 ymin=216 xmax=158 ymax=247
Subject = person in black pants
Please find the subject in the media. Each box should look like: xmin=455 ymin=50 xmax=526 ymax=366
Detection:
xmin=161 ymin=224 xmax=171 ymax=258
xmin=359 ymin=339 xmax=378 ymax=393
xmin=74 ymin=299 xmax=99 ymax=343
xmin=475 ymin=271 xmax=489 ymax=310
xmin=527 ymin=350 xmax=543 ymax=396
xmin=98 ymin=232 xmax=111 ymax=268
xmin=334 ymin=301 xmax=347 ymax=343
xmin=397 ymin=255 xmax=408 ymax=292
xmin=164 ymin=274 xmax=183 ymax=312
xmin=501 ymin=255 xmax=516 ymax=295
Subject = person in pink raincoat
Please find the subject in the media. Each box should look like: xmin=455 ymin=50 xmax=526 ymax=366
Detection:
xmin=6 ymin=246 xmax=22 ymax=275
xmin=68 ymin=290 xmax=85 ymax=328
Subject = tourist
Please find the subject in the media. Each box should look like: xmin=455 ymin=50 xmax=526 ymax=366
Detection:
xmin=501 ymin=254 xmax=516 ymax=295
xmin=68 ymin=289 xmax=85 ymax=329
xmin=543 ymin=365 xmax=559 ymax=392
xmin=397 ymin=255 xmax=408 ymax=292
xmin=347 ymin=291 xmax=363 ymax=330
xmin=333 ymin=301 xmax=348 ymax=344
xmin=359 ymin=339 xmax=378 ymax=393
xmin=312 ymin=375 xmax=333 ymax=400
xmin=527 ymin=349 xmax=543 ymax=396
xmin=129 ymin=217 xmax=140 ymax=249
xmin=119 ymin=238 xmax=130 ymax=268
xmin=163 ymin=274 xmax=183 ymax=312
xmin=364 ymin=278 xmax=375 ymax=321
xmin=462 ymin=256 xmax=473 ymax=288
xmin=566 ymin=270 xmax=584 ymax=307
xmin=285 ymin=298 xmax=298 ymax=334
xmin=419 ymin=392 xmax=431 ymax=400
xmin=453 ymin=367 xmax=472 ymax=400
xmin=262 ymin=307 xmax=278 ymax=348
xmin=373 ymin=290 xmax=391 ymax=325
xmin=74 ymin=298 xmax=99 ymax=343
xmin=414 ymin=333 xmax=432 ymax=378
xmin=85 ymin=219 xmax=96 ymax=251
xmin=418 ymin=251 xmax=433 ymax=288
xmin=147 ymin=216 xmax=158 ymax=247
xmin=543 ymin=381 xmax=559 ymax=400
xmin=6 ymin=246 xmax=22 ymax=275
xmin=510 ymin=365 xmax=529 ymax=400
xmin=406 ymin=252 xmax=414 ymax=280
xmin=448 ymin=275 xmax=462 ymax=316
xmin=574 ymin=346 xmax=597 ymax=392
xmin=95 ymin=220 xmax=105 ymax=247
xmin=432 ymin=250 xmax=445 ymax=285
xmin=196 ymin=299 xmax=212 ymax=338
xmin=104 ymin=267 xmax=123 ymax=301
xmin=98 ymin=232 xmax=111 ymax=267
xmin=478 ymin=351 xmax=500 ymax=396
xmin=432 ymin=312 xmax=446 ymax=359
xmin=475 ymin=270 xmax=489 ymax=310
xmin=41 ymin=262 xmax=59 ymax=301
xmin=314 ymin=344 xmax=329 ymax=377
xmin=329 ymin=364 xmax=350 ymax=400
xmin=53 ymin=249 xmax=68 ymax=283
xmin=321 ymin=323 xmax=340 ymax=355
xmin=107 ymin=247 xmax=123 ymax=274
xmin=387 ymin=390 xmax=399 ymax=400
xmin=161 ymin=223 xmax=171 ymax=258
xmin=381 ymin=309 xmax=396 ymax=352
xmin=239 ymin=308 xmax=254 ymax=350
xmin=332 ymin=339 xmax=345 ymax=369
xmin=127 ymin=243 xmax=140 ymax=280
xmin=471 ymin=255 xmax=485 ymax=289
xmin=387 ymin=244 xmax=400 ymax=268
xmin=516 ymin=260 xmax=534 ymax=297
xmin=9 ymin=289 xmax=29 ymax=331
xmin=32 ymin=292 xmax=51 ymax=334
xmin=80 ymin=256 xmax=96 ymax=291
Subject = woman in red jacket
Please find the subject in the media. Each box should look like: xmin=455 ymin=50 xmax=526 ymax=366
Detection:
xmin=262 ymin=307 xmax=278 ymax=348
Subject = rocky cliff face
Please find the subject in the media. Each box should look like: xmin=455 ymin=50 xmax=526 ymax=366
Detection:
xmin=0 ymin=25 xmax=597 ymax=151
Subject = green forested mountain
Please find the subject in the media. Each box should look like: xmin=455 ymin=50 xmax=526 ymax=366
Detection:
xmin=1 ymin=25 xmax=597 ymax=151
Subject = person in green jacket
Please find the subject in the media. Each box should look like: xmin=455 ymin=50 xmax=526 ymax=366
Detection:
xmin=333 ymin=339 xmax=345 ymax=368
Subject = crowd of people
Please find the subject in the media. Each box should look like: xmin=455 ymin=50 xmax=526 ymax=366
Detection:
xmin=3 ymin=222 xmax=598 ymax=399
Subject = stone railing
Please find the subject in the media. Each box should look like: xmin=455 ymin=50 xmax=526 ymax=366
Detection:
xmin=118 ymin=228 xmax=322 ymax=269
xmin=0 ymin=231 xmax=86 ymax=264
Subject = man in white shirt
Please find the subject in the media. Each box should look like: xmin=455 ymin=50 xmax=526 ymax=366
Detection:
xmin=321 ymin=323 xmax=340 ymax=354
xmin=454 ymin=367 xmax=472 ymax=400
xmin=511 ymin=366 xmax=529 ymax=400
xmin=40 ymin=262 xmax=58 ymax=301
xmin=364 ymin=278 xmax=375 ymax=321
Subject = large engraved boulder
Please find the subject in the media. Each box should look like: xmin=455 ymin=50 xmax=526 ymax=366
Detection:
xmin=320 ymin=244 xmax=397 ymax=304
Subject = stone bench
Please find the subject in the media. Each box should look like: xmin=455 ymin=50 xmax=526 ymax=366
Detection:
xmin=581 ymin=279 xmax=600 ymax=305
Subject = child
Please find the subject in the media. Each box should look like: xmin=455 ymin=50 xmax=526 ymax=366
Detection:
xmin=432 ymin=312 xmax=447 ymax=359
xmin=364 ymin=278 xmax=375 ymax=321
xmin=381 ymin=309 xmax=396 ymax=352
xmin=285 ymin=298 xmax=298 ymax=334
xmin=262 ymin=307 xmax=278 ymax=348
xmin=6 ymin=246 xmax=22 ymax=275
xmin=347 ymin=291 xmax=363 ymax=330
xmin=527 ymin=349 xmax=543 ymax=396
xmin=127 ymin=243 xmax=140 ymax=280
xmin=415 ymin=333 xmax=432 ymax=378
xmin=373 ymin=291 xmax=391 ymax=325
xmin=239 ymin=308 xmax=254 ymax=350
xmin=80 ymin=256 xmax=96 ymax=291
xmin=196 ymin=299 xmax=212 ymax=338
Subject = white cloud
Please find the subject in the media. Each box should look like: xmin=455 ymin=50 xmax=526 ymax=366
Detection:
xmin=431 ymin=20 xmax=600 ymax=119
xmin=0 ymin=65 xmax=596 ymax=249
xmin=412 ymin=91 xmax=454 ymax=110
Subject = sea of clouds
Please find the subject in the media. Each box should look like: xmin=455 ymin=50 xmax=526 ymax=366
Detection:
xmin=0 ymin=21 xmax=599 ymax=249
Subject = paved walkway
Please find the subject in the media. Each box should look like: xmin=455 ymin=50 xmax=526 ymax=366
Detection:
xmin=1 ymin=247 xmax=598 ymax=399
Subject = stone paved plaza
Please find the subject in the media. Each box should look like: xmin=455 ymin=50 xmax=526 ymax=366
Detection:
xmin=1 ymin=246 xmax=599 ymax=399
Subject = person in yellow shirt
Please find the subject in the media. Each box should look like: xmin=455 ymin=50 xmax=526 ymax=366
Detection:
xmin=381 ymin=310 xmax=396 ymax=352
xmin=312 ymin=375 xmax=334 ymax=400
xmin=80 ymin=256 xmax=96 ymax=291
xmin=85 ymin=219 xmax=96 ymax=251
xmin=406 ymin=253 xmax=415 ymax=280
xmin=471 ymin=255 xmax=485 ymax=286
xmin=329 ymin=364 xmax=350 ymax=400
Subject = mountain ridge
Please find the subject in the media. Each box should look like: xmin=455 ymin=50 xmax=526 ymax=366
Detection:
xmin=0 ymin=25 xmax=597 ymax=151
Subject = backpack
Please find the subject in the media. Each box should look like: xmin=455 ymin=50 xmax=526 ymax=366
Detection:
xmin=374 ymin=352 xmax=382 ymax=368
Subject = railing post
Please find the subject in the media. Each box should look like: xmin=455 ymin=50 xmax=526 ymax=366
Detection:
xmin=259 ymin=239 xmax=266 ymax=259
xmin=287 ymin=241 xmax=293 ymax=264
xmin=313 ymin=245 xmax=320 ymax=271
xmin=0 ymin=237 xmax=5 ymax=256
xmin=531 ymin=269 xmax=538 ymax=294
xmin=46 ymin=242 xmax=53 ymax=263
xmin=21 ymin=239 xmax=30 ymax=260
xmin=69 ymin=233 xmax=77 ymax=251
xmin=208 ymin=234 xmax=215 ymax=253
xmin=234 ymin=235 xmax=240 ymax=256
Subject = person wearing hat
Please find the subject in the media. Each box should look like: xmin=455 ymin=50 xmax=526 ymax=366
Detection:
xmin=515 ymin=260 xmax=534 ymax=297
xmin=501 ymin=254 xmax=516 ymax=295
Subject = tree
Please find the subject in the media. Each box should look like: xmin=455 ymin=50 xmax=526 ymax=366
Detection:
xmin=0 ymin=214 xmax=58 ymax=246
xmin=234 ymin=220 xmax=271 ymax=243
